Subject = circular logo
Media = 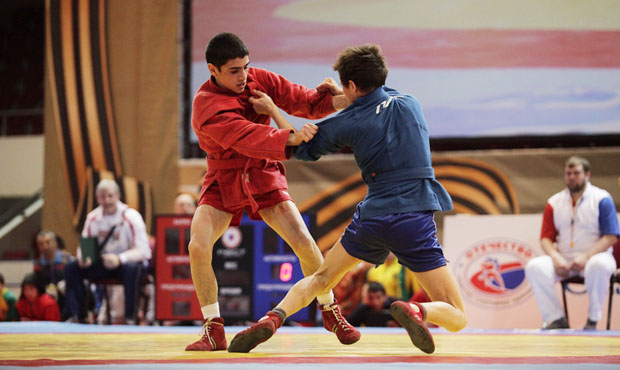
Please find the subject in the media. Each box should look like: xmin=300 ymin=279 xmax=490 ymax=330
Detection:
xmin=221 ymin=227 xmax=242 ymax=249
xmin=453 ymin=238 xmax=537 ymax=307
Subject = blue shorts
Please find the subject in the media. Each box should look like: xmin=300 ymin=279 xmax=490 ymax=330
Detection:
xmin=340 ymin=211 xmax=446 ymax=272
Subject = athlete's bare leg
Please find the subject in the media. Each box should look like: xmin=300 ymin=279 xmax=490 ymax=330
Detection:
xmin=276 ymin=240 xmax=362 ymax=316
xmin=259 ymin=200 xmax=324 ymax=276
xmin=257 ymin=207 xmax=362 ymax=346
xmin=228 ymin=235 xmax=361 ymax=353
xmin=188 ymin=204 xmax=233 ymax=306
xmin=413 ymin=265 xmax=467 ymax=332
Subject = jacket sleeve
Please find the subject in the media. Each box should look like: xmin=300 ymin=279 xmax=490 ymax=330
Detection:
xmin=598 ymin=196 xmax=620 ymax=236
xmin=259 ymin=69 xmax=336 ymax=119
xmin=118 ymin=209 xmax=152 ymax=264
xmin=540 ymin=202 xmax=557 ymax=241
xmin=193 ymin=95 xmax=291 ymax=160
xmin=294 ymin=113 xmax=351 ymax=161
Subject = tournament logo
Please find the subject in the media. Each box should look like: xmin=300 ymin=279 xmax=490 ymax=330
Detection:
xmin=454 ymin=238 xmax=536 ymax=306
xmin=221 ymin=226 xmax=242 ymax=249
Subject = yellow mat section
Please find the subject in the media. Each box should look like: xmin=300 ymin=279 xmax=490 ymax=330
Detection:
xmin=1 ymin=332 xmax=619 ymax=362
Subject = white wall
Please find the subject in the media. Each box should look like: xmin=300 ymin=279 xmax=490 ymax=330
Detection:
xmin=0 ymin=136 xmax=44 ymax=196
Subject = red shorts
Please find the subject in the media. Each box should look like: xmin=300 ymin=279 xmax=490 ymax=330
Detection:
xmin=199 ymin=182 xmax=293 ymax=226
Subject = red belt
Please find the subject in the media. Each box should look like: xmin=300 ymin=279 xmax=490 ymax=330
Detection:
xmin=206 ymin=157 xmax=268 ymax=213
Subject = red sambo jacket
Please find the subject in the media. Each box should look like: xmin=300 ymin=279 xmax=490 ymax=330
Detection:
xmin=191 ymin=67 xmax=335 ymax=214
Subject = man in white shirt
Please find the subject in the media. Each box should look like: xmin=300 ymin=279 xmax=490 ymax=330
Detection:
xmin=64 ymin=179 xmax=151 ymax=324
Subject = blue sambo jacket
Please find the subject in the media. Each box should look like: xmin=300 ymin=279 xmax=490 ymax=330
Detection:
xmin=294 ymin=85 xmax=453 ymax=219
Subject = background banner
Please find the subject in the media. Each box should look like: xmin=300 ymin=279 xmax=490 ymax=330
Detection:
xmin=444 ymin=214 xmax=619 ymax=329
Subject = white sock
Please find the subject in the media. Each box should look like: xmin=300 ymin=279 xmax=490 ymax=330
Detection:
xmin=201 ymin=303 xmax=220 ymax=319
xmin=316 ymin=291 xmax=335 ymax=306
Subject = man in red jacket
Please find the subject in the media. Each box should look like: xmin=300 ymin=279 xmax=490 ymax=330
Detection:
xmin=185 ymin=32 xmax=359 ymax=351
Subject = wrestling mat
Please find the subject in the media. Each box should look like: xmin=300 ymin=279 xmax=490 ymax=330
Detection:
xmin=1 ymin=322 xmax=619 ymax=369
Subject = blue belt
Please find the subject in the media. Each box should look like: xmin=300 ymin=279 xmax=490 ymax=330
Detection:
xmin=364 ymin=167 xmax=435 ymax=185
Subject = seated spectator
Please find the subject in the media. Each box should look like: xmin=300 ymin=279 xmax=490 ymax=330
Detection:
xmin=0 ymin=272 xmax=19 ymax=321
xmin=16 ymin=273 xmax=61 ymax=321
xmin=33 ymin=230 xmax=75 ymax=314
xmin=525 ymin=156 xmax=618 ymax=330
xmin=64 ymin=179 xmax=151 ymax=324
xmin=173 ymin=193 xmax=197 ymax=215
xmin=347 ymin=281 xmax=397 ymax=327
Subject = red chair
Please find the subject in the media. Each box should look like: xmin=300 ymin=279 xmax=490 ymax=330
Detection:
xmin=561 ymin=239 xmax=620 ymax=330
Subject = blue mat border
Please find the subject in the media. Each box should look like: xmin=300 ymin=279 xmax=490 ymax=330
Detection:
xmin=1 ymin=322 xmax=619 ymax=336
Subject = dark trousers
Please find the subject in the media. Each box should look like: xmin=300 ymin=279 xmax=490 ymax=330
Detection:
xmin=64 ymin=260 xmax=143 ymax=320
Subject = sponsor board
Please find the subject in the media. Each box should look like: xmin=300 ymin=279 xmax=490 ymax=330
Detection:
xmin=454 ymin=238 xmax=536 ymax=306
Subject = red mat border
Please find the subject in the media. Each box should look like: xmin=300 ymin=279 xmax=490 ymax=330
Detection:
xmin=2 ymin=355 xmax=619 ymax=366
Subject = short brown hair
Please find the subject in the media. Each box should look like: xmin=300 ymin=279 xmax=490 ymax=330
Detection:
xmin=565 ymin=156 xmax=590 ymax=173
xmin=333 ymin=44 xmax=387 ymax=93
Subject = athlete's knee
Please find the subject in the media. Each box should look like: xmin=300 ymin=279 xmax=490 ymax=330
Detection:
xmin=436 ymin=304 xmax=467 ymax=333
xmin=310 ymin=272 xmax=331 ymax=293
xmin=449 ymin=309 xmax=467 ymax=332
xmin=441 ymin=299 xmax=467 ymax=332
xmin=188 ymin=239 xmax=213 ymax=260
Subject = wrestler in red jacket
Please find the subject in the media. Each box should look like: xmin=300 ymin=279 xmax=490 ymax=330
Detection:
xmin=185 ymin=32 xmax=360 ymax=351
xmin=192 ymin=66 xmax=335 ymax=223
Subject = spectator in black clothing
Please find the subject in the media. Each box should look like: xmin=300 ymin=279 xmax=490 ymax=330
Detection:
xmin=347 ymin=281 xmax=397 ymax=327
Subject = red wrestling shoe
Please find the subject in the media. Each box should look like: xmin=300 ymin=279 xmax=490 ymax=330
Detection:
xmin=320 ymin=302 xmax=361 ymax=345
xmin=228 ymin=311 xmax=283 ymax=353
xmin=390 ymin=301 xmax=435 ymax=354
xmin=185 ymin=317 xmax=227 ymax=351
